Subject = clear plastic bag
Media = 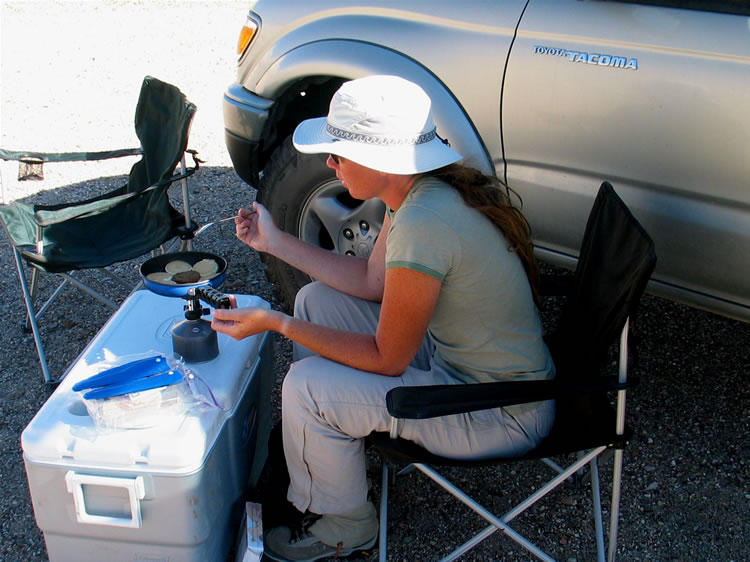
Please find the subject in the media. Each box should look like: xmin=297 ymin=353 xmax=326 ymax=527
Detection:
xmin=78 ymin=351 xmax=222 ymax=430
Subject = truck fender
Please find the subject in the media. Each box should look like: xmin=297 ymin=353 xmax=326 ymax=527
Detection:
xmin=252 ymin=39 xmax=494 ymax=175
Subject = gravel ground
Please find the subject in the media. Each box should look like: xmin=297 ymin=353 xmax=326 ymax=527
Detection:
xmin=1 ymin=2 xmax=749 ymax=561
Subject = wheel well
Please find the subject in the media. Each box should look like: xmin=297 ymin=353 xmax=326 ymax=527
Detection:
xmin=258 ymin=76 xmax=345 ymax=178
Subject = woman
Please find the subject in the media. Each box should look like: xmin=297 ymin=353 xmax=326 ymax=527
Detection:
xmin=211 ymin=75 xmax=555 ymax=562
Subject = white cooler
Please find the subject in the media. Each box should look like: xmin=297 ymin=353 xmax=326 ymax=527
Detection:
xmin=21 ymin=290 xmax=274 ymax=562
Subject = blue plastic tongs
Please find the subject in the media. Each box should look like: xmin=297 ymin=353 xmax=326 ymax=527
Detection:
xmin=72 ymin=355 xmax=184 ymax=400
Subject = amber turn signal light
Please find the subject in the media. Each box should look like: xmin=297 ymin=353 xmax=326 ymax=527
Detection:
xmin=237 ymin=17 xmax=259 ymax=57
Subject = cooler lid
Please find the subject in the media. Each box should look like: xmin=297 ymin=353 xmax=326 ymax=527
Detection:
xmin=21 ymin=290 xmax=269 ymax=474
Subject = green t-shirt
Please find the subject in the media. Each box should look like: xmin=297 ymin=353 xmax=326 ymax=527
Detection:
xmin=386 ymin=176 xmax=554 ymax=384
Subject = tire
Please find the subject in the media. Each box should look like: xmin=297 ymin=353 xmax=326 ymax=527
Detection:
xmin=258 ymin=136 xmax=385 ymax=311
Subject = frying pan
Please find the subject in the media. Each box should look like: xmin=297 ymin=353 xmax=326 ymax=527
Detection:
xmin=140 ymin=251 xmax=227 ymax=298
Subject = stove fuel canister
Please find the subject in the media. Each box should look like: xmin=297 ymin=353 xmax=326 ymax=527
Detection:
xmin=172 ymin=318 xmax=219 ymax=363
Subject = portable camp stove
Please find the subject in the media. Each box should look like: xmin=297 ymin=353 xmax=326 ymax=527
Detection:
xmin=140 ymin=251 xmax=230 ymax=363
xmin=171 ymin=285 xmax=231 ymax=362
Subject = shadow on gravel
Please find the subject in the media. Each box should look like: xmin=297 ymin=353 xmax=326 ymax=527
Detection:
xmin=1 ymin=167 xmax=748 ymax=561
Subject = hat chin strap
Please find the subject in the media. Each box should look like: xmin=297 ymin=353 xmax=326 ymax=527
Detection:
xmin=326 ymin=123 xmax=436 ymax=146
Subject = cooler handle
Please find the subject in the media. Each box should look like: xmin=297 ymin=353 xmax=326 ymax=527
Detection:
xmin=65 ymin=471 xmax=145 ymax=528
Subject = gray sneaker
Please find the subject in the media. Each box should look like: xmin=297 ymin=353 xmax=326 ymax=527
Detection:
xmin=264 ymin=514 xmax=377 ymax=561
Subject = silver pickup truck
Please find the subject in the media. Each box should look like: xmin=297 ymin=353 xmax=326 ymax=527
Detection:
xmin=223 ymin=0 xmax=750 ymax=322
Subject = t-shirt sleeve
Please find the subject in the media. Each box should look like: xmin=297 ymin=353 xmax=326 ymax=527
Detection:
xmin=385 ymin=204 xmax=459 ymax=281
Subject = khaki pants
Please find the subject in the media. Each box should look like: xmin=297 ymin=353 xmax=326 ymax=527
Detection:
xmin=283 ymin=282 xmax=555 ymax=515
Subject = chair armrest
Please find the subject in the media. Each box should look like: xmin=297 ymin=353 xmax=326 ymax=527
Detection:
xmin=0 ymin=147 xmax=142 ymax=163
xmin=385 ymin=376 xmax=637 ymax=420
xmin=32 ymin=162 xmax=198 ymax=227
xmin=386 ymin=380 xmax=559 ymax=420
xmin=34 ymin=191 xmax=140 ymax=226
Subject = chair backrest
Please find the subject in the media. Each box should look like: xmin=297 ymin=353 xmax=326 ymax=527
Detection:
xmin=128 ymin=76 xmax=197 ymax=193
xmin=0 ymin=77 xmax=197 ymax=273
xmin=547 ymin=182 xmax=657 ymax=382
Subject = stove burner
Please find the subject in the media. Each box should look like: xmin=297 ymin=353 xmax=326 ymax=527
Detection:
xmin=172 ymin=287 xmax=232 ymax=363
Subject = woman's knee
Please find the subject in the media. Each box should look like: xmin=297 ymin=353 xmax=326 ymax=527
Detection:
xmin=293 ymin=281 xmax=329 ymax=321
xmin=282 ymin=356 xmax=327 ymax=404
xmin=293 ymin=282 xmax=379 ymax=334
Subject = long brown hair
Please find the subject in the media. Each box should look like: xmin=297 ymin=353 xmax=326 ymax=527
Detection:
xmin=427 ymin=164 xmax=541 ymax=306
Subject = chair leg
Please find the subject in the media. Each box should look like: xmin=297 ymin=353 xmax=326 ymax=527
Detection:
xmin=415 ymin=463 xmax=556 ymax=562
xmin=444 ymin=447 xmax=606 ymax=561
xmin=379 ymin=460 xmax=389 ymax=562
xmin=100 ymin=267 xmax=134 ymax=291
xmin=11 ymin=248 xmax=52 ymax=383
xmin=60 ymin=273 xmax=118 ymax=309
xmin=24 ymin=266 xmax=40 ymax=331
xmin=178 ymin=155 xmax=193 ymax=252
xmin=607 ymin=321 xmax=629 ymax=562
xmin=590 ymin=457 xmax=606 ymax=562
xmin=608 ymin=448 xmax=624 ymax=562
xmin=33 ymin=277 xmax=70 ymax=324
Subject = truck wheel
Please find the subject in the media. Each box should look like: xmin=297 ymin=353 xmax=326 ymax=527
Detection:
xmin=258 ymin=136 xmax=385 ymax=311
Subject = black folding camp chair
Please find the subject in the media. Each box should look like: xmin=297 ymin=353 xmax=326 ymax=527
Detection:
xmin=0 ymin=76 xmax=200 ymax=383
xmin=369 ymin=181 xmax=657 ymax=561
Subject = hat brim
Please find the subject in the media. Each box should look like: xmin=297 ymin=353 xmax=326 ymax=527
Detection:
xmin=292 ymin=117 xmax=462 ymax=175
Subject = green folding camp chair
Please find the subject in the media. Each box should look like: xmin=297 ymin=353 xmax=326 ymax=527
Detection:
xmin=0 ymin=76 xmax=200 ymax=383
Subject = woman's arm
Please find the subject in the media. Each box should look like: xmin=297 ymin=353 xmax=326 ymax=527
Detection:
xmin=211 ymin=265 xmax=440 ymax=375
xmin=236 ymin=203 xmax=388 ymax=301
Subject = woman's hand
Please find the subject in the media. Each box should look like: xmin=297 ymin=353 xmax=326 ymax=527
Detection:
xmin=234 ymin=204 xmax=388 ymax=303
xmin=211 ymin=305 xmax=284 ymax=340
xmin=235 ymin=202 xmax=279 ymax=254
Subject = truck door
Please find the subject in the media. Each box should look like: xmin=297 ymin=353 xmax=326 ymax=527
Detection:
xmin=502 ymin=0 xmax=750 ymax=319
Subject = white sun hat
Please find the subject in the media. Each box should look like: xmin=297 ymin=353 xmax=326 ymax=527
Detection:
xmin=292 ymin=75 xmax=462 ymax=175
